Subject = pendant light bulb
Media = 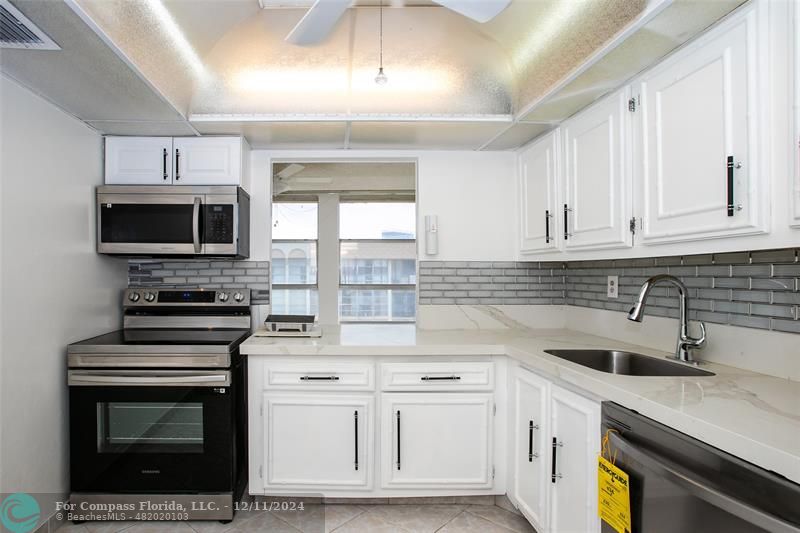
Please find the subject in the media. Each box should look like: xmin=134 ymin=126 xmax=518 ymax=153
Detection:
xmin=375 ymin=67 xmax=388 ymax=85
xmin=375 ymin=0 xmax=387 ymax=86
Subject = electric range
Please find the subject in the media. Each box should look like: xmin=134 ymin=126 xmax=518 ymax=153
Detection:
xmin=67 ymin=288 xmax=252 ymax=522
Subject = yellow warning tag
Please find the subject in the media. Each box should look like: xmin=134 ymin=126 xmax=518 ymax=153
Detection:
xmin=598 ymin=454 xmax=632 ymax=533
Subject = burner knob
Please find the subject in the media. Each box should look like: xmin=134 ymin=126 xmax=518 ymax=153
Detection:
xmin=218 ymin=292 xmax=229 ymax=302
xmin=128 ymin=292 xmax=140 ymax=302
xmin=233 ymin=292 xmax=245 ymax=302
xmin=144 ymin=292 xmax=156 ymax=302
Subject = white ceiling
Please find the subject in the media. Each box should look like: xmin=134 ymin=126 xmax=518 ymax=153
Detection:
xmin=0 ymin=0 xmax=744 ymax=150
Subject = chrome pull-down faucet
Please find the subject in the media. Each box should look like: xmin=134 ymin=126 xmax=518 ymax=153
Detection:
xmin=627 ymin=274 xmax=707 ymax=364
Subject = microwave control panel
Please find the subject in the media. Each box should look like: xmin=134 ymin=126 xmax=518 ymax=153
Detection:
xmin=204 ymin=205 xmax=234 ymax=243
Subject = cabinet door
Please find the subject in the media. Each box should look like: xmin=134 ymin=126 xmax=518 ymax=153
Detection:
xmin=104 ymin=137 xmax=172 ymax=185
xmin=263 ymin=394 xmax=372 ymax=489
xmin=636 ymin=5 xmax=766 ymax=243
xmin=549 ymin=386 xmax=600 ymax=533
xmin=381 ymin=393 xmax=493 ymax=489
xmin=173 ymin=137 xmax=241 ymax=185
xmin=519 ymin=130 xmax=560 ymax=254
xmin=562 ymin=89 xmax=632 ymax=250
xmin=511 ymin=368 xmax=550 ymax=532
xmin=793 ymin=0 xmax=800 ymax=227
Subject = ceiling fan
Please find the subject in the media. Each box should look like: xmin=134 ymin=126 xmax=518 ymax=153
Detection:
xmin=283 ymin=0 xmax=511 ymax=46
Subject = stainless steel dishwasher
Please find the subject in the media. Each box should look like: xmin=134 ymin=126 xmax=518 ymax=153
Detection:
xmin=601 ymin=402 xmax=800 ymax=533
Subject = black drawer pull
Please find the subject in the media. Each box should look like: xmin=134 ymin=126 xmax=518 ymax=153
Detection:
xmin=727 ymin=155 xmax=735 ymax=216
xmin=420 ymin=375 xmax=461 ymax=381
xmin=354 ymin=410 xmax=359 ymax=471
xmin=551 ymin=438 xmax=563 ymax=482
xmin=396 ymin=410 xmax=401 ymax=471
xmin=162 ymin=148 xmax=168 ymax=180
xmin=545 ymin=210 xmax=551 ymax=243
xmin=175 ymin=148 xmax=181 ymax=180
xmin=528 ymin=420 xmax=539 ymax=461
xmin=299 ymin=375 xmax=340 ymax=381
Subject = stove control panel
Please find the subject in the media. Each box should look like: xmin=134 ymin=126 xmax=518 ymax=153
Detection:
xmin=124 ymin=288 xmax=250 ymax=307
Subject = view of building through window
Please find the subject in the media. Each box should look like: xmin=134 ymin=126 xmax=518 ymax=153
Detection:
xmin=271 ymin=203 xmax=319 ymax=316
xmin=339 ymin=202 xmax=416 ymax=322
xmin=270 ymin=200 xmax=416 ymax=321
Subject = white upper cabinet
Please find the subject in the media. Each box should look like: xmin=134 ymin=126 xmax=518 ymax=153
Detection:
xmin=381 ymin=393 xmax=493 ymax=489
xmin=793 ymin=0 xmax=800 ymax=227
xmin=173 ymin=137 xmax=242 ymax=186
xmin=562 ymin=88 xmax=632 ymax=251
xmin=634 ymin=3 xmax=767 ymax=244
xmin=511 ymin=368 xmax=550 ymax=532
xmin=104 ymin=137 xmax=172 ymax=185
xmin=519 ymin=130 xmax=560 ymax=254
xmin=549 ymin=385 xmax=601 ymax=533
xmin=104 ymin=136 xmax=245 ymax=186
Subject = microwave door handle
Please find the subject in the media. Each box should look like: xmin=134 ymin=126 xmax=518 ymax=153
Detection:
xmin=608 ymin=432 xmax=800 ymax=533
xmin=192 ymin=197 xmax=201 ymax=253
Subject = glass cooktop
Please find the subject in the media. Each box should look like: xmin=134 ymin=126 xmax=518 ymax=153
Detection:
xmin=69 ymin=329 xmax=250 ymax=350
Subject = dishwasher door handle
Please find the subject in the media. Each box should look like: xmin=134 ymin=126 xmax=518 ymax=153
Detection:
xmin=609 ymin=432 xmax=800 ymax=533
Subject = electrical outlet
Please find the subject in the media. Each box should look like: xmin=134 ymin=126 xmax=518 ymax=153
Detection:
xmin=607 ymin=275 xmax=619 ymax=299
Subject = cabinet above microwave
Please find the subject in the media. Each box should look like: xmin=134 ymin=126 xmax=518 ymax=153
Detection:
xmin=104 ymin=136 xmax=249 ymax=187
xmin=96 ymin=186 xmax=250 ymax=258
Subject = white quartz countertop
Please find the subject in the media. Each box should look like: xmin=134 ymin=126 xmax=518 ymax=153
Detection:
xmin=240 ymin=324 xmax=800 ymax=485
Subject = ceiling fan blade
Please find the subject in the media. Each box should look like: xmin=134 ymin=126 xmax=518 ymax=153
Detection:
xmin=433 ymin=0 xmax=510 ymax=23
xmin=285 ymin=0 xmax=351 ymax=46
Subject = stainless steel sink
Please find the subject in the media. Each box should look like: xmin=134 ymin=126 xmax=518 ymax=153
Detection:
xmin=543 ymin=349 xmax=715 ymax=377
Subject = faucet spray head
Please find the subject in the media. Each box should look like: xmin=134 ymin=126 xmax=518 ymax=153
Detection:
xmin=627 ymin=302 xmax=645 ymax=322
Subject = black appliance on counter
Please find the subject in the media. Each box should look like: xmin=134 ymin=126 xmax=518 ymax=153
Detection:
xmin=601 ymin=402 xmax=800 ymax=533
xmin=67 ymin=289 xmax=251 ymax=521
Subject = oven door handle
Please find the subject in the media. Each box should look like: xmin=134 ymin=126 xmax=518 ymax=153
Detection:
xmin=192 ymin=197 xmax=202 ymax=254
xmin=608 ymin=432 xmax=800 ymax=533
xmin=68 ymin=373 xmax=229 ymax=387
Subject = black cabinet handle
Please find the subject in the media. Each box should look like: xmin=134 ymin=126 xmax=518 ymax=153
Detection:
xmin=420 ymin=375 xmax=461 ymax=381
xmin=551 ymin=438 xmax=563 ymax=482
xmin=545 ymin=210 xmax=551 ymax=243
xmin=528 ymin=421 xmax=539 ymax=462
xmin=299 ymin=375 xmax=340 ymax=381
xmin=175 ymin=148 xmax=181 ymax=180
xmin=396 ymin=410 xmax=401 ymax=471
xmin=727 ymin=155 xmax=734 ymax=216
xmin=354 ymin=410 xmax=359 ymax=471
xmin=563 ymin=204 xmax=571 ymax=240
xmin=162 ymin=148 xmax=168 ymax=180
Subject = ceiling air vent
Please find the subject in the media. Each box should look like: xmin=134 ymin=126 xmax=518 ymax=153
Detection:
xmin=0 ymin=0 xmax=60 ymax=50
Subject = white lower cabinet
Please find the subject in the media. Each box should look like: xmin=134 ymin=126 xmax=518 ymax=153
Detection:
xmin=512 ymin=368 xmax=550 ymax=531
xmin=381 ymin=393 xmax=494 ymax=489
xmin=549 ymin=385 xmax=601 ymax=533
xmin=510 ymin=366 xmax=601 ymax=533
xmin=263 ymin=394 xmax=373 ymax=490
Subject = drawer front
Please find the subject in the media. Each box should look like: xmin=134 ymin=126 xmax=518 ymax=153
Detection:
xmin=381 ymin=362 xmax=494 ymax=391
xmin=264 ymin=363 xmax=374 ymax=391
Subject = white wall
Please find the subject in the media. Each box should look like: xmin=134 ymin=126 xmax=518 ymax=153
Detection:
xmin=247 ymin=149 xmax=518 ymax=262
xmin=0 ymin=75 xmax=127 ymax=494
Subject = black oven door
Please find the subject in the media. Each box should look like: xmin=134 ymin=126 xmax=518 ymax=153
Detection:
xmin=69 ymin=371 xmax=235 ymax=493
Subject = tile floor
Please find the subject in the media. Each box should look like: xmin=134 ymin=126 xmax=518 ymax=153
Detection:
xmin=55 ymin=501 xmax=535 ymax=533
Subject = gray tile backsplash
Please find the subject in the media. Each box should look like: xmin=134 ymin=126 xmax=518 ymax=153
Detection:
xmin=419 ymin=248 xmax=800 ymax=334
xmin=129 ymin=260 xmax=270 ymax=304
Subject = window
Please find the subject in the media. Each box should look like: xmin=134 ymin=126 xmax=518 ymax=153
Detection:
xmin=271 ymin=203 xmax=319 ymax=316
xmin=339 ymin=202 xmax=416 ymax=322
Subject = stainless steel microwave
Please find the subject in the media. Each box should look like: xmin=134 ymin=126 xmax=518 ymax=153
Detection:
xmin=96 ymin=186 xmax=250 ymax=257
